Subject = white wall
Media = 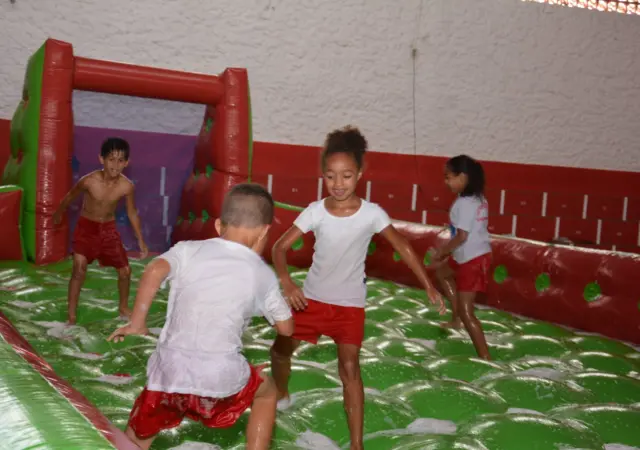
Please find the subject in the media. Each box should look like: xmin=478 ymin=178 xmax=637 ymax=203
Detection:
xmin=0 ymin=0 xmax=639 ymax=171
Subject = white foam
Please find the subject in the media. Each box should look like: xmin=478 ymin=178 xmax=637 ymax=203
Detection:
xmin=507 ymin=408 xmax=544 ymax=416
xmin=168 ymin=443 xmax=222 ymax=450
xmin=87 ymin=298 xmax=114 ymax=306
xmin=515 ymin=368 xmax=566 ymax=381
xmin=294 ymin=431 xmax=341 ymax=450
xmin=406 ymin=418 xmax=457 ymax=435
xmin=605 ymin=445 xmax=640 ymax=450
xmin=95 ymin=374 xmax=135 ymax=385
xmin=276 ymin=393 xmax=297 ymax=411
xmin=149 ymin=327 xmax=163 ymax=336
xmin=409 ymin=338 xmax=437 ymax=350
xmin=69 ymin=352 xmax=104 ymax=360
xmin=8 ymin=300 xmax=38 ymax=309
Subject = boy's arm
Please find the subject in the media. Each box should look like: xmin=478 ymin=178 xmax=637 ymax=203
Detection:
xmin=53 ymin=177 xmax=87 ymax=224
xmin=379 ymin=224 xmax=446 ymax=313
xmin=107 ymin=258 xmax=170 ymax=342
xmin=125 ymin=184 xmax=148 ymax=258
xmin=259 ymin=277 xmax=295 ymax=336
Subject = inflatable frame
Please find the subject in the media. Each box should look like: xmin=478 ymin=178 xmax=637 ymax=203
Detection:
xmin=2 ymin=38 xmax=250 ymax=265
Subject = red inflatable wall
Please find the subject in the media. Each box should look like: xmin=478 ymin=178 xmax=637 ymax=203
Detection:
xmin=0 ymin=186 xmax=24 ymax=260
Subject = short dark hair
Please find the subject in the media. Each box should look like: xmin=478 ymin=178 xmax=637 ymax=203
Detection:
xmin=220 ymin=183 xmax=274 ymax=227
xmin=101 ymin=137 xmax=130 ymax=160
xmin=321 ymin=125 xmax=368 ymax=171
xmin=446 ymin=154 xmax=485 ymax=197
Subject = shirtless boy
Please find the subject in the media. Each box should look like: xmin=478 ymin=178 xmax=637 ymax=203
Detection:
xmin=53 ymin=137 xmax=148 ymax=325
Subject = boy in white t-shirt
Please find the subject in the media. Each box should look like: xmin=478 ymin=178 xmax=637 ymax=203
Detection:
xmin=108 ymin=183 xmax=294 ymax=450
xmin=269 ymin=126 xmax=445 ymax=450
xmin=431 ymin=154 xmax=492 ymax=360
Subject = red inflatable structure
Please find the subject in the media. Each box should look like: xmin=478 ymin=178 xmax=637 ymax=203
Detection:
xmin=3 ymin=38 xmax=638 ymax=347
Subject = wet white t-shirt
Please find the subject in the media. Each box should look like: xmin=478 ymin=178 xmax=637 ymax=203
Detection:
xmin=449 ymin=195 xmax=492 ymax=264
xmin=147 ymin=238 xmax=292 ymax=398
xmin=294 ymin=198 xmax=391 ymax=308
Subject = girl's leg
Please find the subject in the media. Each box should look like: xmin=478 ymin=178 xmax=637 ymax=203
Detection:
xmin=337 ymin=343 xmax=364 ymax=450
xmin=458 ymin=291 xmax=491 ymax=360
xmin=436 ymin=264 xmax=461 ymax=328
xmin=269 ymin=335 xmax=301 ymax=401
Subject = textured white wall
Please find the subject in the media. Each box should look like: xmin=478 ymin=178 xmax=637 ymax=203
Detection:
xmin=0 ymin=0 xmax=639 ymax=171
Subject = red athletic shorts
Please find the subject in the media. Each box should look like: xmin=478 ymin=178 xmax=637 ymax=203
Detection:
xmin=128 ymin=365 xmax=265 ymax=439
xmin=448 ymin=253 xmax=492 ymax=293
xmin=292 ymin=299 xmax=365 ymax=346
xmin=72 ymin=216 xmax=129 ymax=269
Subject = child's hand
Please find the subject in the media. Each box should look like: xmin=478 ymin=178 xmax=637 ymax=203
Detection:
xmin=426 ymin=286 xmax=447 ymax=315
xmin=283 ymin=280 xmax=307 ymax=311
xmin=107 ymin=322 xmax=149 ymax=343
xmin=139 ymin=241 xmax=149 ymax=260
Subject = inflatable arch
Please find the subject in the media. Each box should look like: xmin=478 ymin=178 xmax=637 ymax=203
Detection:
xmin=2 ymin=38 xmax=251 ymax=265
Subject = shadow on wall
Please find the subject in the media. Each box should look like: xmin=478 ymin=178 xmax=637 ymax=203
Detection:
xmin=69 ymin=126 xmax=195 ymax=254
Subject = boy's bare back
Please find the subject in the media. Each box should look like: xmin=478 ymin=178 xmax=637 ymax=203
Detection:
xmin=77 ymin=170 xmax=134 ymax=222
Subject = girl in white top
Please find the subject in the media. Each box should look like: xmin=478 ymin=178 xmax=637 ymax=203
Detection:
xmin=270 ymin=126 xmax=445 ymax=450
xmin=431 ymin=154 xmax=492 ymax=361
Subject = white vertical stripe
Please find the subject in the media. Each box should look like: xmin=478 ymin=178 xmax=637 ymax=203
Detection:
xmin=511 ymin=215 xmax=518 ymax=236
xmin=612 ymin=245 xmax=617 ymax=252
xmin=317 ymin=177 xmax=323 ymax=201
xmin=596 ymin=219 xmax=602 ymax=245
xmin=421 ymin=210 xmax=427 ymax=225
xmin=582 ymin=194 xmax=589 ymax=219
xmin=267 ymin=174 xmax=273 ymax=194
xmin=542 ymin=192 xmax=548 ymax=217
xmin=162 ymin=196 xmax=169 ymax=226
xmin=166 ymin=226 xmax=172 ymax=244
xmin=554 ymin=217 xmax=560 ymax=239
xmin=499 ymin=190 xmax=506 ymax=215
xmin=160 ymin=167 xmax=166 ymax=196
xmin=411 ymin=184 xmax=418 ymax=211
xmin=366 ymin=181 xmax=372 ymax=201
xmin=622 ymin=197 xmax=628 ymax=221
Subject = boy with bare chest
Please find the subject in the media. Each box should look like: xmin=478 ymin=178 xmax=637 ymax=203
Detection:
xmin=53 ymin=138 xmax=148 ymax=325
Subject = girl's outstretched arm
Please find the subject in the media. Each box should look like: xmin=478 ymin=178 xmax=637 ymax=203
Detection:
xmin=272 ymin=226 xmax=308 ymax=310
xmin=379 ymin=225 xmax=446 ymax=314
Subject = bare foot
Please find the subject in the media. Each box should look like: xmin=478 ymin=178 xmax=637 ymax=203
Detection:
xmin=440 ymin=320 xmax=462 ymax=329
xmin=118 ymin=306 xmax=132 ymax=320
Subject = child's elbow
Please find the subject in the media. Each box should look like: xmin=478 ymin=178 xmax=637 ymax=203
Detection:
xmin=275 ymin=318 xmax=295 ymax=336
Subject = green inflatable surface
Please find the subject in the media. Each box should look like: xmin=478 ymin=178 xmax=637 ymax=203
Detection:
xmin=0 ymin=259 xmax=639 ymax=450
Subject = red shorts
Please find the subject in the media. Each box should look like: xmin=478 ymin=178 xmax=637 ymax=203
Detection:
xmin=128 ymin=365 xmax=265 ymax=440
xmin=72 ymin=216 xmax=129 ymax=269
xmin=292 ymin=299 xmax=365 ymax=346
xmin=448 ymin=253 xmax=492 ymax=293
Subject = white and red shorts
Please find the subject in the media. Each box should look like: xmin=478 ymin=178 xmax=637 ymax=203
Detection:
xmin=448 ymin=253 xmax=492 ymax=293
xmin=128 ymin=365 xmax=264 ymax=439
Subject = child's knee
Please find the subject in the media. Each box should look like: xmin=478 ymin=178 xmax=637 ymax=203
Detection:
xmin=117 ymin=266 xmax=131 ymax=280
xmin=270 ymin=337 xmax=296 ymax=359
xmin=338 ymin=356 xmax=361 ymax=382
xmin=71 ymin=260 xmax=87 ymax=279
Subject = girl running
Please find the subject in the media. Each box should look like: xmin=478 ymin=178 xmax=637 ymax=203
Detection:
xmin=269 ymin=125 xmax=445 ymax=450
xmin=431 ymin=154 xmax=492 ymax=360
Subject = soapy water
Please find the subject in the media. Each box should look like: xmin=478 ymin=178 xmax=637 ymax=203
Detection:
xmin=0 ymin=259 xmax=639 ymax=450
